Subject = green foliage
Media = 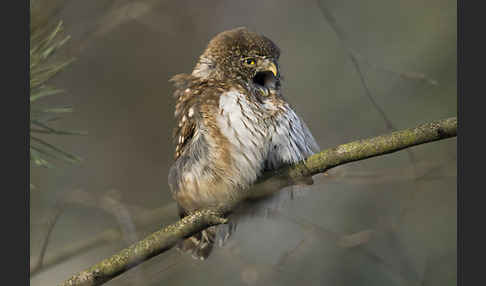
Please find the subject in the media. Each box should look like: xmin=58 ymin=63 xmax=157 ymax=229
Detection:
xmin=30 ymin=20 xmax=85 ymax=174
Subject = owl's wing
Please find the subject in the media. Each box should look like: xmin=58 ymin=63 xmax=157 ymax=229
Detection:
xmin=168 ymin=73 xmax=208 ymax=205
xmin=167 ymin=75 xmax=223 ymax=207
xmin=266 ymin=105 xmax=320 ymax=171
xmin=230 ymin=105 xmax=320 ymax=223
xmin=170 ymin=74 xmax=200 ymax=160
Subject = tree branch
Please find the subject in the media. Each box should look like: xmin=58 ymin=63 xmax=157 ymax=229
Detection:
xmin=61 ymin=210 xmax=227 ymax=286
xmin=61 ymin=117 xmax=457 ymax=286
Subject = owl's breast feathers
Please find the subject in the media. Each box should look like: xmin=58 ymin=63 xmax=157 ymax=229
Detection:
xmin=168 ymin=74 xmax=319 ymax=212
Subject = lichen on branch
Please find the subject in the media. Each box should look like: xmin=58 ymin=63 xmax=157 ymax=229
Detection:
xmin=61 ymin=117 xmax=457 ymax=286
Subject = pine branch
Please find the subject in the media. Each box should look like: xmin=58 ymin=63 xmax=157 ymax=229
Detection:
xmin=30 ymin=19 xmax=84 ymax=176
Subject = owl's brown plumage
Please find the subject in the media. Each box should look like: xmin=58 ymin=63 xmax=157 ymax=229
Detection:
xmin=168 ymin=27 xmax=319 ymax=260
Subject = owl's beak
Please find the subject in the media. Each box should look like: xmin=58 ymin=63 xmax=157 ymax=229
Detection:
xmin=260 ymin=59 xmax=278 ymax=78
xmin=253 ymin=59 xmax=279 ymax=95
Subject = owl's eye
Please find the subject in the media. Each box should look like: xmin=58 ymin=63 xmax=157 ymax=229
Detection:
xmin=244 ymin=58 xmax=256 ymax=66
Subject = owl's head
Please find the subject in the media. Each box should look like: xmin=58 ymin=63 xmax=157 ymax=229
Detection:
xmin=193 ymin=27 xmax=281 ymax=95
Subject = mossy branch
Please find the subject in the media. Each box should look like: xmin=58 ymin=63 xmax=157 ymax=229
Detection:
xmin=61 ymin=210 xmax=227 ymax=286
xmin=61 ymin=117 xmax=457 ymax=286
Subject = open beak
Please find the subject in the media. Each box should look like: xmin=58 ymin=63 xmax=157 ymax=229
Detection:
xmin=261 ymin=59 xmax=278 ymax=78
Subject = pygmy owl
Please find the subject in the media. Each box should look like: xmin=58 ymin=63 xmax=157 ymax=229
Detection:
xmin=168 ymin=27 xmax=319 ymax=260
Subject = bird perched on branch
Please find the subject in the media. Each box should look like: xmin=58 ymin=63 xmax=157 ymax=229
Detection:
xmin=168 ymin=27 xmax=319 ymax=260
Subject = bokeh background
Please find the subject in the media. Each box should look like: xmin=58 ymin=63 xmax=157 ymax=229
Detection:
xmin=30 ymin=0 xmax=457 ymax=285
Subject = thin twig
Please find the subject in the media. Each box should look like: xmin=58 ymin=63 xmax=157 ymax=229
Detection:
xmin=31 ymin=205 xmax=65 ymax=274
xmin=30 ymin=196 xmax=178 ymax=276
xmin=315 ymin=0 xmax=438 ymax=86
xmin=315 ymin=0 xmax=423 ymax=226
xmin=278 ymin=213 xmax=416 ymax=285
xmin=323 ymin=159 xmax=455 ymax=185
xmin=275 ymin=237 xmax=308 ymax=268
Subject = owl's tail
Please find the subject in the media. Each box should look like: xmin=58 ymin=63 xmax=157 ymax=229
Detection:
xmin=175 ymin=184 xmax=308 ymax=260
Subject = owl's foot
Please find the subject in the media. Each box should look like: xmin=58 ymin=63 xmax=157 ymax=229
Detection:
xmin=177 ymin=228 xmax=216 ymax=260
xmin=176 ymin=222 xmax=237 ymax=260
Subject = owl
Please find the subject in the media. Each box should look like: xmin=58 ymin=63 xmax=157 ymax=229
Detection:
xmin=168 ymin=27 xmax=320 ymax=260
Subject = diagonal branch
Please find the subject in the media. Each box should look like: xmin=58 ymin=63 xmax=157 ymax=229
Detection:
xmin=31 ymin=204 xmax=64 ymax=275
xmin=61 ymin=117 xmax=457 ymax=286
xmin=252 ymin=117 xmax=457 ymax=198
xmin=315 ymin=0 xmax=438 ymax=86
xmin=61 ymin=210 xmax=227 ymax=286
xmin=314 ymin=1 xmax=423 ymax=216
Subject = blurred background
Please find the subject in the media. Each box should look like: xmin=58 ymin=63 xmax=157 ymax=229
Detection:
xmin=29 ymin=0 xmax=457 ymax=285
